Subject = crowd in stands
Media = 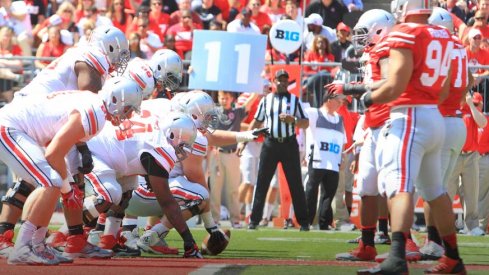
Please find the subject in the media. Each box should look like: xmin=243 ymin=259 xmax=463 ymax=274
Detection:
xmin=1 ymin=0 xmax=489 ymax=232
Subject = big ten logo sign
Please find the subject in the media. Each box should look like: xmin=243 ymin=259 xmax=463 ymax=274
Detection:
xmin=274 ymin=29 xmax=300 ymax=42
xmin=319 ymin=142 xmax=340 ymax=154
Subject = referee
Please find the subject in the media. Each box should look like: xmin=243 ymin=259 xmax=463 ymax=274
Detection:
xmin=246 ymin=69 xmax=310 ymax=230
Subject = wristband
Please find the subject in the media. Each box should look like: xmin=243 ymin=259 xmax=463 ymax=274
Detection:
xmin=362 ymin=91 xmax=374 ymax=108
xmin=343 ymin=83 xmax=368 ymax=96
xmin=60 ymin=177 xmax=72 ymax=194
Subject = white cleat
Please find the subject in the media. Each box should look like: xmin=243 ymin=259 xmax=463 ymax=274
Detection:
xmin=87 ymin=230 xmax=103 ymax=246
xmin=468 ymin=227 xmax=485 ymax=236
xmin=137 ymin=230 xmax=178 ymax=255
xmin=420 ymin=240 xmax=445 ymax=261
xmin=45 ymin=244 xmax=74 ymax=263
xmin=8 ymin=242 xmax=60 ymax=265
xmin=120 ymin=228 xmax=139 ymax=251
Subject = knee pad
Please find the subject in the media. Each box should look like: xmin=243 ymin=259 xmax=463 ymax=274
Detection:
xmin=181 ymin=199 xmax=204 ymax=217
xmin=105 ymin=191 xmax=133 ymax=220
xmin=82 ymin=196 xmax=112 ymax=225
xmin=119 ymin=190 xmax=133 ymax=210
xmin=1 ymin=180 xmax=35 ymax=210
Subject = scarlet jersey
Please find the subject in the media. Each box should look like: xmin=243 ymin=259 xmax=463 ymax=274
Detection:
xmin=478 ymin=114 xmax=489 ymax=154
xmin=19 ymin=46 xmax=110 ymax=97
xmin=461 ymin=107 xmax=480 ymax=152
xmin=439 ymin=36 xmax=469 ymax=117
xmin=387 ymin=23 xmax=454 ymax=106
xmin=466 ymin=47 xmax=489 ymax=75
xmin=0 ymin=91 xmax=106 ymax=146
xmin=363 ymin=36 xmax=390 ymax=129
xmin=337 ymin=105 xmax=358 ymax=150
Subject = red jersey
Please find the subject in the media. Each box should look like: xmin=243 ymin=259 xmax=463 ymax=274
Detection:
xmin=364 ymin=37 xmax=390 ymax=129
xmin=461 ymin=106 xmax=480 ymax=152
xmin=149 ymin=12 xmax=171 ymax=40
xmin=167 ymin=24 xmax=200 ymax=58
xmin=387 ymin=23 xmax=454 ymax=106
xmin=466 ymin=47 xmax=489 ymax=75
xmin=251 ymin=12 xmax=272 ymax=31
xmin=439 ymin=36 xmax=469 ymax=117
xmin=478 ymin=114 xmax=489 ymax=154
xmin=337 ymin=105 xmax=359 ymax=150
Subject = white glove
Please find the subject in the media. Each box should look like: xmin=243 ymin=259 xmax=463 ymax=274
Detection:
xmin=235 ymin=130 xmax=256 ymax=143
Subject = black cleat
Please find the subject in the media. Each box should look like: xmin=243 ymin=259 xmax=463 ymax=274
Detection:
xmin=357 ymin=256 xmax=408 ymax=275
xmin=112 ymin=243 xmax=141 ymax=257
xmin=248 ymin=223 xmax=258 ymax=230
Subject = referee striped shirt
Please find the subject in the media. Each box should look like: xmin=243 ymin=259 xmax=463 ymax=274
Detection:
xmin=254 ymin=92 xmax=308 ymax=138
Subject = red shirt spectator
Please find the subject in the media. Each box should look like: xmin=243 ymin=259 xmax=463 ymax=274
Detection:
xmin=74 ymin=0 xmax=95 ymax=23
xmin=107 ymin=0 xmax=133 ymax=33
xmin=167 ymin=10 xmax=201 ymax=58
xmin=170 ymin=0 xmax=203 ymax=28
xmin=149 ymin=0 xmax=171 ymax=40
xmin=478 ymin=114 xmax=489 ymax=155
xmin=461 ymin=93 xmax=485 ymax=152
xmin=260 ymin=0 xmax=285 ymax=23
xmin=465 ymin=29 xmax=489 ymax=80
xmin=249 ymin=0 xmax=272 ymax=31
xmin=304 ymin=35 xmax=334 ymax=74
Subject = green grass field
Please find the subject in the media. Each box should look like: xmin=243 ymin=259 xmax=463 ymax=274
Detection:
xmin=157 ymin=226 xmax=489 ymax=274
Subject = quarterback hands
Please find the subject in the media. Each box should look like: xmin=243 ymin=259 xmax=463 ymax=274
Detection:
xmin=206 ymin=226 xmax=227 ymax=243
xmin=235 ymin=127 xmax=270 ymax=142
xmin=61 ymin=184 xmax=84 ymax=209
xmin=77 ymin=144 xmax=94 ymax=174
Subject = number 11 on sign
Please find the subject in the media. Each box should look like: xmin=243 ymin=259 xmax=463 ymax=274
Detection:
xmin=204 ymin=41 xmax=251 ymax=85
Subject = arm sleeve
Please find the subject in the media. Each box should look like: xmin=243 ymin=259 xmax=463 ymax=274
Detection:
xmin=254 ymin=97 xmax=266 ymax=122
xmin=140 ymin=152 xmax=170 ymax=178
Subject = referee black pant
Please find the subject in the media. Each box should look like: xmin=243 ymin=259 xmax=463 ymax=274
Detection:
xmin=305 ymin=164 xmax=339 ymax=229
xmin=250 ymin=137 xmax=309 ymax=226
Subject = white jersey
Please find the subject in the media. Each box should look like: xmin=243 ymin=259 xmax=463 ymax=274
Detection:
xmin=169 ymin=132 xmax=208 ymax=178
xmin=88 ymin=122 xmax=177 ymax=178
xmin=19 ymin=46 xmax=111 ymax=97
xmin=0 ymin=91 xmax=107 ymax=146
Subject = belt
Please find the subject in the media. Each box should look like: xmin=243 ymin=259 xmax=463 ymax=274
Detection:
xmin=461 ymin=151 xmax=474 ymax=155
xmin=267 ymin=136 xmax=296 ymax=143
xmin=443 ymin=114 xmax=462 ymax=118
xmin=218 ymin=148 xmax=237 ymax=153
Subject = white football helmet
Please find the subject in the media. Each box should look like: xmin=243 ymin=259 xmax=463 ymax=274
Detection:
xmin=149 ymin=49 xmax=183 ymax=91
xmin=391 ymin=0 xmax=432 ymax=22
xmin=99 ymin=76 xmax=143 ymax=126
xmin=157 ymin=112 xmax=197 ymax=161
xmin=352 ymin=9 xmax=396 ymax=52
xmin=429 ymin=7 xmax=454 ymax=34
xmin=89 ymin=26 xmax=130 ymax=76
xmin=124 ymin=58 xmax=156 ymax=99
xmin=174 ymin=91 xmax=219 ymax=133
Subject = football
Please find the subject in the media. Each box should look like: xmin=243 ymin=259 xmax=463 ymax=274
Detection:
xmin=201 ymin=229 xmax=231 ymax=256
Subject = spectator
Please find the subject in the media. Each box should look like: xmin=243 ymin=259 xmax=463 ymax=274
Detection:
xmin=163 ymin=33 xmax=177 ymax=51
xmin=170 ymin=0 xmax=203 ymax=27
xmin=304 ymin=35 xmax=335 ymax=74
xmin=167 ymin=9 xmax=200 ymax=59
xmin=248 ymin=0 xmax=272 ymax=32
xmin=77 ymin=5 xmax=113 ymax=36
xmin=342 ymin=0 xmax=363 ymax=11
xmin=331 ymin=22 xmax=352 ymax=62
xmin=305 ymin=88 xmax=346 ymax=230
xmin=213 ymin=0 xmax=230 ymax=22
xmin=444 ymin=0 xmax=465 ymax=21
xmin=74 ymin=0 xmax=95 ymax=23
xmin=128 ymin=32 xmax=146 ymax=59
xmin=227 ymin=8 xmax=260 ymax=34
xmin=193 ymin=0 xmax=223 ymax=29
xmin=463 ymin=10 xmax=489 ymax=45
xmin=480 ymin=0 xmax=489 ymax=20
xmin=0 ymin=0 xmax=33 ymax=57
xmin=0 ymin=26 xmax=23 ymax=102
xmin=305 ymin=0 xmax=348 ymax=29
xmin=466 ymin=28 xmax=489 ymax=85
xmin=227 ymin=0 xmax=242 ymax=22
xmin=33 ymin=2 xmax=79 ymax=46
xmin=141 ymin=0 xmax=178 ymax=14
xmin=209 ymin=91 xmax=252 ymax=228
xmin=77 ymin=19 xmax=96 ymax=45
xmin=136 ymin=17 xmax=163 ymax=58
xmin=107 ymin=0 xmax=133 ymax=33
xmin=303 ymin=13 xmax=337 ymax=51
xmin=149 ymin=0 xmax=171 ymax=40
xmin=260 ymin=0 xmax=285 ymax=23
xmin=284 ymin=0 xmax=304 ymax=30
xmin=209 ymin=19 xmax=224 ymax=30
xmin=26 ymin=0 xmax=46 ymax=26
xmin=35 ymin=26 xmax=69 ymax=70
xmin=448 ymin=92 xmax=487 ymax=236
xmin=126 ymin=5 xmax=155 ymax=37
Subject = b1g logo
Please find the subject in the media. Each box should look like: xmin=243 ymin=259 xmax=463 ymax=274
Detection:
xmin=319 ymin=142 xmax=340 ymax=154
xmin=274 ymin=29 xmax=300 ymax=42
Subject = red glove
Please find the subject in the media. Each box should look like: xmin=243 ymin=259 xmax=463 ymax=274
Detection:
xmin=61 ymin=184 xmax=84 ymax=209
xmin=324 ymin=83 xmax=344 ymax=96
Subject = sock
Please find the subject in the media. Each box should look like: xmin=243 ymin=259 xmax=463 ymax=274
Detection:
xmin=0 ymin=222 xmax=15 ymax=234
xmin=32 ymin=226 xmax=48 ymax=245
xmin=245 ymin=203 xmax=252 ymax=218
xmin=361 ymin=226 xmax=376 ymax=247
xmin=58 ymin=223 xmax=69 ymax=235
xmin=266 ymin=203 xmax=275 ymax=220
xmin=201 ymin=211 xmax=217 ymax=229
xmin=151 ymin=223 xmax=170 ymax=238
xmin=442 ymin=233 xmax=460 ymax=260
xmin=95 ymin=214 xmax=106 ymax=231
xmin=15 ymin=221 xmax=37 ymax=248
xmin=104 ymin=216 xmax=122 ymax=237
xmin=121 ymin=218 xmax=138 ymax=232
xmin=378 ymin=217 xmax=389 ymax=236
xmin=427 ymin=226 xmax=442 ymax=245
xmin=347 ymin=207 xmax=352 ymax=216
xmin=68 ymin=224 xmax=84 ymax=236
xmin=262 ymin=203 xmax=270 ymax=220
xmin=391 ymin=231 xmax=406 ymax=259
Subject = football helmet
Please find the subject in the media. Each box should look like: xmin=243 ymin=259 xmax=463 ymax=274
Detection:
xmin=175 ymin=91 xmax=219 ymax=133
xmin=89 ymin=26 xmax=130 ymax=76
xmin=149 ymin=49 xmax=183 ymax=91
xmin=428 ymin=7 xmax=454 ymax=34
xmin=391 ymin=0 xmax=432 ymax=22
xmin=124 ymin=58 xmax=156 ymax=99
xmin=157 ymin=112 xmax=197 ymax=161
xmin=99 ymin=76 xmax=143 ymax=126
xmin=352 ymin=9 xmax=395 ymax=52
